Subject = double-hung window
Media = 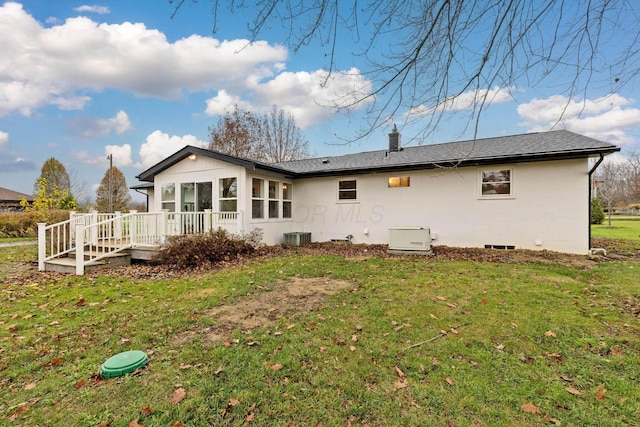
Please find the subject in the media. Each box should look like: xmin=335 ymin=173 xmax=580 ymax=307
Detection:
xmin=338 ymin=179 xmax=357 ymax=201
xmin=161 ymin=183 xmax=176 ymax=212
xmin=252 ymin=178 xmax=264 ymax=219
xmin=282 ymin=183 xmax=292 ymax=218
xmin=268 ymin=180 xmax=279 ymax=218
xmin=219 ymin=177 xmax=238 ymax=211
xmin=480 ymin=169 xmax=512 ymax=197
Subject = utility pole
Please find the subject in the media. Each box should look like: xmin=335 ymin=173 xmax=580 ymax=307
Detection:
xmin=107 ymin=154 xmax=113 ymax=213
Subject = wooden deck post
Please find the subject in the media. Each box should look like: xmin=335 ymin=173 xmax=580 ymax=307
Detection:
xmin=129 ymin=210 xmax=138 ymax=246
xmin=37 ymin=222 xmax=46 ymax=271
xmin=90 ymin=211 xmax=98 ymax=246
xmin=75 ymin=223 xmax=85 ymax=275
xmin=114 ymin=211 xmax=122 ymax=240
xmin=161 ymin=209 xmax=169 ymax=244
xmin=204 ymin=209 xmax=212 ymax=232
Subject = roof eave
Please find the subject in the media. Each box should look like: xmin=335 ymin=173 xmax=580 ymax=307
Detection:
xmin=136 ymin=146 xmax=298 ymax=182
xmin=292 ymin=147 xmax=621 ymax=178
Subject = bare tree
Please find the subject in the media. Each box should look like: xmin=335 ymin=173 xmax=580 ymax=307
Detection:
xmin=262 ymin=106 xmax=310 ymax=162
xmin=623 ymin=151 xmax=640 ymax=203
xmin=209 ymin=105 xmax=310 ymax=162
xmin=208 ymin=107 xmax=263 ymax=159
xmin=171 ymin=0 xmax=640 ymax=142
xmin=595 ymin=160 xmax=626 ymax=225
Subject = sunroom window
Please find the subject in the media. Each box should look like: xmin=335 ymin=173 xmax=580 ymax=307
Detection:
xmin=268 ymin=180 xmax=279 ymax=218
xmin=252 ymin=178 xmax=264 ymax=219
xmin=161 ymin=183 xmax=176 ymax=212
xmin=219 ymin=177 xmax=238 ymax=211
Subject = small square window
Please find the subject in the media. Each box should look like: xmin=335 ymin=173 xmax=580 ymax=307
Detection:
xmin=338 ymin=179 xmax=357 ymax=201
xmin=481 ymin=169 xmax=512 ymax=197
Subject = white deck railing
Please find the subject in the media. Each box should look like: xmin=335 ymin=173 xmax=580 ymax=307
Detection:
xmin=38 ymin=210 xmax=242 ymax=275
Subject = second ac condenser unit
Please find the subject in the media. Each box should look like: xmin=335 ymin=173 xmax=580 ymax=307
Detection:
xmin=388 ymin=227 xmax=431 ymax=252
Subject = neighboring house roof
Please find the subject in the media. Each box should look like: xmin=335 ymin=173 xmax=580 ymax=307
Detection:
xmin=135 ymin=130 xmax=619 ymax=183
xmin=0 ymin=186 xmax=33 ymax=202
xmin=274 ymin=130 xmax=620 ymax=176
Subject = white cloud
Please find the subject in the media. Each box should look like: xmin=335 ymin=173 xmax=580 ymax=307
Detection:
xmin=66 ymin=110 xmax=132 ymax=138
xmin=0 ymin=2 xmax=288 ymax=116
xmin=405 ymin=86 xmax=515 ymax=118
xmin=205 ymin=90 xmax=252 ymax=116
xmin=137 ymin=131 xmax=208 ymax=169
xmin=0 ymin=130 xmax=8 ymax=148
xmin=205 ymin=68 xmax=373 ymax=128
xmin=106 ymin=144 xmax=133 ymax=167
xmin=517 ymin=94 xmax=640 ymax=145
xmin=74 ymin=5 xmax=111 ymax=14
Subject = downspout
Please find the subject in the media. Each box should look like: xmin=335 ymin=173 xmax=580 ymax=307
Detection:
xmin=134 ymin=188 xmax=149 ymax=212
xmin=588 ymin=153 xmax=605 ymax=252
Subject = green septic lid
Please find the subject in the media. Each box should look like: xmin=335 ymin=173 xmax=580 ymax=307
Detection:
xmin=100 ymin=350 xmax=148 ymax=378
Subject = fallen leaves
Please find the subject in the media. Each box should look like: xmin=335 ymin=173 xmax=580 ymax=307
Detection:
xmin=544 ymin=330 xmax=557 ymax=338
xmin=9 ymin=404 xmax=29 ymax=421
xmin=221 ymin=397 xmax=245 ymax=419
xmin=45 ymin=357 xmax=64 ymax=368
xmin=392 ymin=365 xmax=409 ymax=389
xmin=595 ymin=387 xmax=607 ymax=401
xmin=565 ymin=387 xmax=582 ymax=396
xmin=170 ymin=387 xmax=186 ymax=404
xmin=521 ymin=402 xmax=541 ymax=414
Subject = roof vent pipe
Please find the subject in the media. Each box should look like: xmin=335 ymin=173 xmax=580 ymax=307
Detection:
xmin=389 ymin=124 xmax=401 ymax=152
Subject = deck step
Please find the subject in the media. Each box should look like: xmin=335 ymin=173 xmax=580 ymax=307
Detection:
xmin=45 ymin=250 xmax=132 ymax=274
xmin=44 ymin=245 xmax=162 ymax=274
xmin=44 ymin=257 xmax=109 ymax=274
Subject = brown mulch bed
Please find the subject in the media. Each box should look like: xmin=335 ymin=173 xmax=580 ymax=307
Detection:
xmin=110 ymin=238 xmax=638 ymax=278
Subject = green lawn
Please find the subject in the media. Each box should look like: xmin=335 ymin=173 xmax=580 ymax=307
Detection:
xmin=1 ymin=236 xmax=639 ymax=426
xmin=592 ymin=217 xmax=640 ymax=241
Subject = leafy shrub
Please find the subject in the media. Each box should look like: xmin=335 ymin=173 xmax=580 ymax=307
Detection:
xmin=161 ymin=228 xmax=263 ymax=269
xmin=591 ymin=198 xmax=605 ymax=224
xmin=0 ymin=210 xmax=73 ymax=238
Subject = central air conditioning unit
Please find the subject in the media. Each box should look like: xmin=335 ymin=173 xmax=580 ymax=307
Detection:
xmin=388 ymin=227 xmax=432 ymax=253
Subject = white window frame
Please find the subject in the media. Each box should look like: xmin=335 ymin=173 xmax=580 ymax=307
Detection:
xmin=282 ymin=182 xmax=292 ymax=219
xmin=252 ymin=178 xmax=265 ymax=219
xmin=219 ymin=177 xmax=238 ymax=212
xmin=268 ymin=180 xmax=279 ymax=219
xmin=478 ymin=167 xmax=515 ymax=199
xmin=161 ymin=183 xmax=176 ymax=212
xmin=337 ymin=179 xmax=358 ymax=202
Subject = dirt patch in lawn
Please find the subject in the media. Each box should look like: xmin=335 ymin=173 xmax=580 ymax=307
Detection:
xmin=171 ymin=277 xmax=354 ymax=345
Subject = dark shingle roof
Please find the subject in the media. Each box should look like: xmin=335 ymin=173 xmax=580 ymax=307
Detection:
xmin=274 ymin=130 xmax=619 ymax=176
xmin=134 ymin=130 xmax=619 ymax=183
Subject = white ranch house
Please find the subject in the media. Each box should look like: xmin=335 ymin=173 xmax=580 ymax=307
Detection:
xmin=135 ymin=129 xmax=617 ymax=253
xmin=38 ymin=129 xmax=618 ymax=274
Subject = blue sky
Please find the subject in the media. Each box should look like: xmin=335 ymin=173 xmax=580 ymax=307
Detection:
xmin=1 ymin=1 xmax=639 ymax=204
